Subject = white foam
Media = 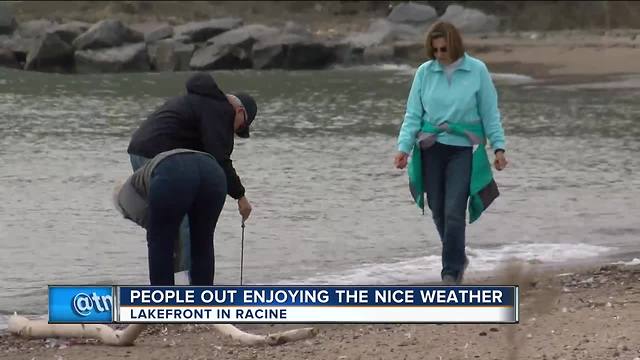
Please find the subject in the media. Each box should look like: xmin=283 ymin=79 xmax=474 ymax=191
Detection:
xmin=612 ymin=258 xmax=640 ymax=266
xmin=491 ymin=73 xmax=536 ymax=84
xmin=281 ymin=243 xmax=614 ymax=285
xmin=331 ymin=63 xmax=415 ymax=74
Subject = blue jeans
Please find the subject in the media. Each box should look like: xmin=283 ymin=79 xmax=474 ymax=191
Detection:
xmin=421 ymin=142 xmax=472 ymax=281
xmin=130 ymin=154 xmax=192 ymax=276
xmin=144 ymin=153 xmax=226 ymax=285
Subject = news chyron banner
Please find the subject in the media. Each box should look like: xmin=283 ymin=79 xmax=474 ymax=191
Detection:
xmin=49 ymin=285 xmax=519 ymax=324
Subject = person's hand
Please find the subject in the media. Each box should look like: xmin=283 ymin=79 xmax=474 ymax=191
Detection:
xmin=238 ymin=196 xmax=252 ymax=221
xmin=394 ymin=152 xmax=409 ymax=169
xmin=494 ymin=150 xmax=508 ymax=171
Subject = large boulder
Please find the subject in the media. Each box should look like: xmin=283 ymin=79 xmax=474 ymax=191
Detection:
xmin=190 ymin=24 xmax=280 ymax=70
xmin=48 ymin=21 xmax=91 ymax=44
xmin=362 ymin=45 xmax=395 ymax=64
xmin=387 ymin=2 xmax=438 ymax=25
xmin=148 ymin=39 xmax=194 ymax=71
xmin=0 ymin=47 xmax=19 ymax=68
xmin=252 ymin=34 xmax=336 ymax=70
xmin=74 ymin=43 xmax=150 ymax=73
xmin=205 ymin=24 xmax=280 ymax=47
xmin=341 ymin=19 xmax=421 ymax=48
xmin=25 ymin=32 xmax=74 ymax=72
xmin=17 ymin=19 xmax=56 ymax=39
xmin=131 ymin=22 xmax=173 ymax=43
xmin=174 ymin=18 xmax=242 ymax=43
xmin=189 ymin=43 xmax=251 ymax=70
xmin=282 ymin=21 xmax=313 ymax=40
xmin=0 ymin=34 xmax=38 ymax=62
xmin=72 ymin=19 xmax=144 ymax=50
xmin=0 ymin=3 xmax=17 ymax=35
xmin=439 ymin=5 xmax=499 ymax=33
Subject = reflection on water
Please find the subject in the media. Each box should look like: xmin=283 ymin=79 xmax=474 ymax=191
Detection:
xmin=0 ymin=67 xmax=638 ymax=322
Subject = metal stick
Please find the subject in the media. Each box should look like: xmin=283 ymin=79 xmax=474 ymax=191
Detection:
xmin=240 ymin=220 xmax=245 ymax=285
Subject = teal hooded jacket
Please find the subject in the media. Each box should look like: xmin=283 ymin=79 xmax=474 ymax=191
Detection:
xmin=397 ymin=54 xmax=506 ymax=222
xmin=397 ymin=53 xmax=506 ymax=155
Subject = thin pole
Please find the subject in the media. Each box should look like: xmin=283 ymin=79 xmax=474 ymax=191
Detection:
xmin=240 ymin=220 xmax=245 ymax=285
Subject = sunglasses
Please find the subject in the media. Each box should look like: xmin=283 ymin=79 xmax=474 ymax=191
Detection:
xmin=434 ymin=46 xmax=448 ymax=54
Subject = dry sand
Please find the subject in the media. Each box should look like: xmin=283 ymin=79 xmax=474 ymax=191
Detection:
xmin=2 ymin=261 xmax=639 ymax=360
xmin=465 ymin=29 xmax=640 ymax=82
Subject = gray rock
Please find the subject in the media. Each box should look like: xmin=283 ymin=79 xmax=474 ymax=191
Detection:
xmin=73 ymin=19 xmax=144 ymax=50
xmin=363 ymin=45 xmax=395 ymax=64
xmin=190 ymin=24 xmax=280 ymax=70
xmin=332 ymin=43 xmax=364 ymax=65
xmin=439 ymin=5 xmax=499 ymax=33
xmin=75 ymin=42 xmax=150 ymax=73
xmin=25 ymin=32 xmax=74 ymax=72
xmin=174 ymin=18 xmax=242 ymax=43
xmin=189 ymin=43 xmax=251 ymax=70
xmin=342 ymin=19 xmax=421 ymax=48
xmin=0 ymin=2 xmax=17 ymax=35
xmin=17 ymin=19 xmax=57 ymax=39
xmin=0 ymin=34 xmax=38 ymax=58
xmin=148 ymin=39 xmax=194 ymax=71
xmin=131 ymin=22 xmax=173 ymax=43
xmin=387 ymin=3 xmax=437 ymax=25
xmin=0 ymin=47 xmax=19 ymax=68
xmin=48 ymin=21 xmax=91 ymax=44
xmin=205 ymin=24 xmax=280 ymax=47
xmin=252 ymin=34 xmax=336 ymax=70
xmin=282 ymin=21 xmax=313 ymax=40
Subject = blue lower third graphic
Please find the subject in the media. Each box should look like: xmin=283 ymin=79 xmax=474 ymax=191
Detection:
xmin=49 ymin=286 xmax=114 ymax=323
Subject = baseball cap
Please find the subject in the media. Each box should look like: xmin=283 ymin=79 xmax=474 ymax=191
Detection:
xmin=233 ymin=93 xmax=257 ymax=138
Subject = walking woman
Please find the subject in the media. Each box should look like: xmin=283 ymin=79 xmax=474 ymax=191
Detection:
xmin=394 ymin=21 xmax=508 ymax=284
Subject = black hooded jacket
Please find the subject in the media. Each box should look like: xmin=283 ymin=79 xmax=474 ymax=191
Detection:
xmin=127 ymin=73 xmax=245 ymax=199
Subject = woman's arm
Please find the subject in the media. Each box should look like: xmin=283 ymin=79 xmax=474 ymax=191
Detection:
xmin=477 ymin=63 xmax=506 ymax=152
xmin=397 ymin=65 xmax=426 ymax=155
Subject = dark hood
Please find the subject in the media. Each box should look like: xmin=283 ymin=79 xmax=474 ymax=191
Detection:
xmin=185 ymin=72 xmax=226 ymax=100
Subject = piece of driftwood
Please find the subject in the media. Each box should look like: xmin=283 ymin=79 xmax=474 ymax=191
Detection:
xmin=8 ymin=314 xmax=317 ymax=346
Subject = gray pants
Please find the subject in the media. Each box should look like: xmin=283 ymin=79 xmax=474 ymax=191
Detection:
xmin=130 ymin=154 xmax=192 ymax=276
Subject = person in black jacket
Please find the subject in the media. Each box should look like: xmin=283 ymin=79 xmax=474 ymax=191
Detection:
xmin=127 ymin=72 xmax=257 ymax=276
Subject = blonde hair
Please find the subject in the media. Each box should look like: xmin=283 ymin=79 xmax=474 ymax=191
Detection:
xmin=424 ymin=21 xmax=465 ymax=62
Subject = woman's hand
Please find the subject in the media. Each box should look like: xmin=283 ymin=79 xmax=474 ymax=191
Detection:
xmin=494 ymin=150 xmax=508 ymax=171
xmin=394 ymin=152 xmax=409 ymax=169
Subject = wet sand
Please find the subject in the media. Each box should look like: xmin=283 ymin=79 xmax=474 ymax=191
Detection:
xmin=2 ymin=261 xmax=639 ymax=360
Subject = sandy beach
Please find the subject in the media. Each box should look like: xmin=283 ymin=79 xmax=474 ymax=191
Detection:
xmin=2 ymin=260 xmax=639 ymax=360
xmin=465 ymin=29 xmax=640 ymax=81
xmin=2 ymin=2 xmax=640 ymax=358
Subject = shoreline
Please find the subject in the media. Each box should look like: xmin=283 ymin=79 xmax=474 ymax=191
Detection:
xmin=2 ymin=258 xmax=639 ymax=359
xmin=1 ymin=250 xmax=638 ymax=329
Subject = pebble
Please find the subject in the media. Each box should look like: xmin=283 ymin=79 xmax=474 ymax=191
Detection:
xmin=479 ymin=332 xmax=487 ymax=336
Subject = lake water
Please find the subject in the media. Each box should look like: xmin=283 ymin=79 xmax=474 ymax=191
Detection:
xmin=1 ymin=65 xmax=639 ymax=329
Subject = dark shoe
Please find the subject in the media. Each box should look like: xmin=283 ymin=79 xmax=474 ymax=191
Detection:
xmin=442 ymin=274 xmax=458 ymax=285
xmin=457 ymin=256 xmax=470 ymax=284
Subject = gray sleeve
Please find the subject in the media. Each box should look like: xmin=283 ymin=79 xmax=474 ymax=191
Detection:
xmin=115 ymin=176 xmax=149 ymax=229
